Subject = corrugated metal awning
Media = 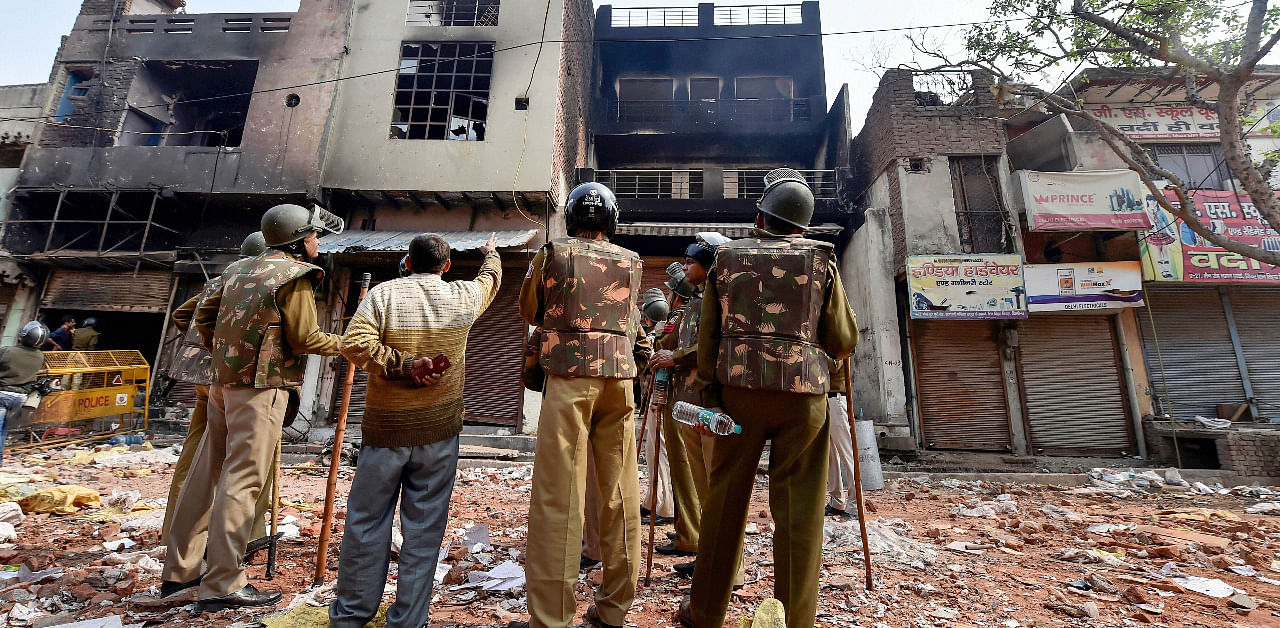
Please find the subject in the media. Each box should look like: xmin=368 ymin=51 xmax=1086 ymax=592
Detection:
xmin=615 ymin=222 xmax=843 ymax=238
xmin=318 ymin=229 xmax=539 ymax=254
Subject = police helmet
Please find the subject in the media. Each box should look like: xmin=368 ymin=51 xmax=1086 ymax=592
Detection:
xmin=82 ymin=317 xmax=98 ymax=328
xmin=564 ymin=183 xmax=620 ymax=239
xmin=240 ymin=231 xmax=267 ymax=258
xmin=683 ymin=232 xmax=731 ymax=269
xmin=664 ymin=261 xmax=696 ymax=300
xmin=261 ymin=204 xmax=345 ymax=247
xmin=757 ymin=168 xmax=815 ymax=230
xmin=640 ymin=288 xmax=670 ymax=322
xmin=18 ymin=321 xmax=48 ymax=349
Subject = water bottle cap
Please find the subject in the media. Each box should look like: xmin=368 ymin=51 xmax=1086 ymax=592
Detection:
xmin=732 ymin=425 xmax=742 ymax=435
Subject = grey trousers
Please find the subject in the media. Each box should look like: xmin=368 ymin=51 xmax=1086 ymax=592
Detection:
xmin=329 ymin=436 xmax=459 ymax=628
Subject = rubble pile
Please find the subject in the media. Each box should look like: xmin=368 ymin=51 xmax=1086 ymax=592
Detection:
xmin=0 ymin=444 xmax=1276 ymax=626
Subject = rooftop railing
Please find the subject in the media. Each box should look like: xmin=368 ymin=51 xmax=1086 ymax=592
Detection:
xmin=610 ymin=7 xmax=699 ymax=28
xmin=712 ymin=5 xmax=802 ymax=25
xmin=596 ymin=169 xmax=705 ymax=199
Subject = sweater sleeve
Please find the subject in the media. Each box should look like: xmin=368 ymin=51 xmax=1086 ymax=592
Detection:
xmin=466 ymin=251 xmax=503 ymax=315
xmin=340 ymin=286 xmax=412 ymax=379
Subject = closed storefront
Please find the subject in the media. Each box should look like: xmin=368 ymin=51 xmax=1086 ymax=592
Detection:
xmin=911 ymin=320 xmax=1011 ymax=451
xmin=1139 ymin=285 xmax=1280 ymax=422
xmin=1138 ymin=286 xmax=1245 ymax=419
xmin=1019 ymin=314 xmax=1134 ymax=456
xmin=39 ymin=269 xmax=176 ymax=379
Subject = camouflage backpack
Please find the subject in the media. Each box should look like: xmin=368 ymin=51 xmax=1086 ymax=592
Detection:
xmin=211 ymin=251 xmax=323 ymax=388
xmin=539 ymin=237 xmax=643 ymax=379
xmin=714 ymin=235 xmax=833 ymax=394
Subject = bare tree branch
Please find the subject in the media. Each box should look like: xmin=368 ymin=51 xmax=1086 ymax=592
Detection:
xmin=1239 ymin=0 xmax=1269 ymax=67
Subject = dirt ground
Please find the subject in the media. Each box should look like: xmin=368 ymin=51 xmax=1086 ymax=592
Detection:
xmin=2 ymin=441 xmax=1280 ymax=628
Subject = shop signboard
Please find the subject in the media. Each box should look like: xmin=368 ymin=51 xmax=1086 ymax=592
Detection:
xmin=1140 ymin=190 xmax=1280 ymax=283
xmin=1084 ymin=101 xmax=1278 ymax=140
xmin=907 ymin=254 xmax=1028 ymax=319
xmin=1026 ymin=262 xmax=1144 ymax=312
xmin=1019 ymin=169 xmax=1153 ymax=231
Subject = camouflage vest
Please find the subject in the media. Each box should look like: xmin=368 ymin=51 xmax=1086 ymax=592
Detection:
xmin=212 ymin=251 xmax=323 ymax=388
xmin=539 ymin=238 xmax=643 ymax=379
xmin=671 ymin=298 xmax=703 ymax=404
xmin=714 ymin=235 xmax=833 ymax=394
xmin=169 ymin=275 xmax=223 ymax=386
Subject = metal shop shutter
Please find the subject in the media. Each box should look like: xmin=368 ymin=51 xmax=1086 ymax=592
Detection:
xmin=1228 ymin=288 xmax=1280 ymax=420
xmin=462 ymin=269 xmax=525 ymax=426
xmin=1020 ymin=315 xmax=1133 ymax=456
xmin=42 ymin=270 xmax=172 ymax=313
xmin=1138 ymin=286 xmax=1243 ymax=419
xmin=912 ymin=320 xmax=1011 ymax=451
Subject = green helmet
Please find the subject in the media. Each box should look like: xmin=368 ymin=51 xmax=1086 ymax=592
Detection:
xmin=261 ymin=203 xmax=345 ymax=247
xmin=240 ymin=231 xmax=267 ymax=258
xmin=640 ymin=288 xmax=669 ymax=322
xmin=664 ymin=262 xmax=695 ymax=300
xmin=757 ymin=168 xmax=815 ymax=230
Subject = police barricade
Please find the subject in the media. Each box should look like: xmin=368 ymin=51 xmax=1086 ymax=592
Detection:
xmin=11 ymin=351 xmax=150 ymax=449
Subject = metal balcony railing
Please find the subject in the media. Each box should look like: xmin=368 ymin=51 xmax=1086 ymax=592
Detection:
xmin=610 ymin=7 xmax=699 ymax=28
xmin=608 ymin=99 xmax=811 ymax=125
xmin=712 ymin=5 xmax=803 ymax=26
xmin=596 ymin=170 xmax=704 ymax=199
xmin=724 ymin=170 xmax=837 ymax=200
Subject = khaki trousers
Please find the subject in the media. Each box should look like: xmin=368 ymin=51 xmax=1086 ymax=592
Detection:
xmin=526 ymin=376 xmax=640 ymax=628
xmin=690 ymin=388 xmax=829 ymax=628
xmin=162 ymin=384 xmax=273 ymax=543
xmin=582 ymin=450 xmax=601 ymax=562
xmin=163 ymin=385 xmax=289 ymax=599
xmin=680 ymin=421 xmax=745 ymax=586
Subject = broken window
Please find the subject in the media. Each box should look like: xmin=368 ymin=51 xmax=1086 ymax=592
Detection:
xmin=392 ymin=42 xmax=493 ymax=141
xmin=118 ymin=60 xmax=257 ymax=148
xmin=407 ymin=1 xmax=500 ymax=27
xmin=618 ymin=78 xmax=675 ymax=101
xmin=689 ymin=78 xmax=720 ymax=101
xmin=735 ymin=77 xmax=794 ymax=100
xmin=949 ymin=155 xmax=1011 ymax=254
xmin=53 ymin=71 xmax=91 ymax=123
xmin=1150 ymin=143 xmax=1230 ymax=190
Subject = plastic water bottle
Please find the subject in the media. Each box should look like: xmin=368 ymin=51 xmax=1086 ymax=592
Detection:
xmin=672 ymin=401 xmax=742 ymax=436
xmin=651 ymin=368 xmax=670 ymax=405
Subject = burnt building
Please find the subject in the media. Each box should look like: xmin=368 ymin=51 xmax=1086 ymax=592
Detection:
xmin=584 ymin=2 xmax=854 ymax=291
xmin=4 ymin=0 xmax=351 ymax=413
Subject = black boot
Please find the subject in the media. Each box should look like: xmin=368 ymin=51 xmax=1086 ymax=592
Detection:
xmin=196 ymin=584 xmax=283 ymax=613
xmin=159 ymin=576 xmax=201 ymax=598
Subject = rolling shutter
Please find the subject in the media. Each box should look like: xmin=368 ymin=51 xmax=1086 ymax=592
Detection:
xmin=1137 ymin=286 xmax=1243 ymax=419
xmin=42 ymin=270 xmax=172 ymax=313
xmin=1228 ymin=288 xmax=1280 ymax=421
xmin=912 ymin=320 xmax=1011 ymax=451
xmin=462 ymin=268 xmax=525 ymax=426
xmin=1020 ymin=315 xmax=1133 ymax=456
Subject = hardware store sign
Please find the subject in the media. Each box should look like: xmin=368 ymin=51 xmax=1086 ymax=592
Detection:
xmin=1026 ymin=262 xmax=1144 ymax=312
xmin=907 ymin=255 xmax=1028 ymax=320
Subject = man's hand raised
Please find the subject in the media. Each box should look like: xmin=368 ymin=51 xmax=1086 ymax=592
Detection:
xmin=480 ymin=233 xmax=498 ymax=255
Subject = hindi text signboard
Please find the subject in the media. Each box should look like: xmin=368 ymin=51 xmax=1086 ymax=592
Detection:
xmin=1140 ymin=190 xmax=1280 ymax=283
xmin=907 ymin=255 xmax=1028 ymax=319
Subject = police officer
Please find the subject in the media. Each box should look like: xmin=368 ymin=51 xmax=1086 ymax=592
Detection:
xmin=681 ymin=170 xmax=858 ymax=628
xmin=648 ymin=232 xmax=744 ymax=585
xmin=0 ymin=322 xmax=48 ymax=463
xmin=71 ymin=317 xmax=100 ymax=350
xmin=162 ymin=205 xmax=344 ymax=612
xmin=161 ymin=232 xmax=271 ymax=548
xmin=514 ymin=183 xmax=643 ymax=628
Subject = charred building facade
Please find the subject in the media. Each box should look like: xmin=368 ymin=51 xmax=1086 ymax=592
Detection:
xmin=584 ymin=2 xmax=854 ymax=291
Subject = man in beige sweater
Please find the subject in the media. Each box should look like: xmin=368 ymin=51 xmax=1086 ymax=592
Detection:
xmin=330 ymin=232 xmax=500 ymax=628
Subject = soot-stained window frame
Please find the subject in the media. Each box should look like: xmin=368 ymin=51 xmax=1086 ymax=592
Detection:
xmin=391 ymin=41 xmax=494 ymax=142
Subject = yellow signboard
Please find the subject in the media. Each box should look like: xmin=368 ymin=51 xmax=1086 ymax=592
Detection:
xmin=28 ymin=385 xmax=139 ymax=426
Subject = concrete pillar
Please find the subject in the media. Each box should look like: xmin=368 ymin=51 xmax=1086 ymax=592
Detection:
xmin=841 ymin=208 xmax=909 ymax=438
